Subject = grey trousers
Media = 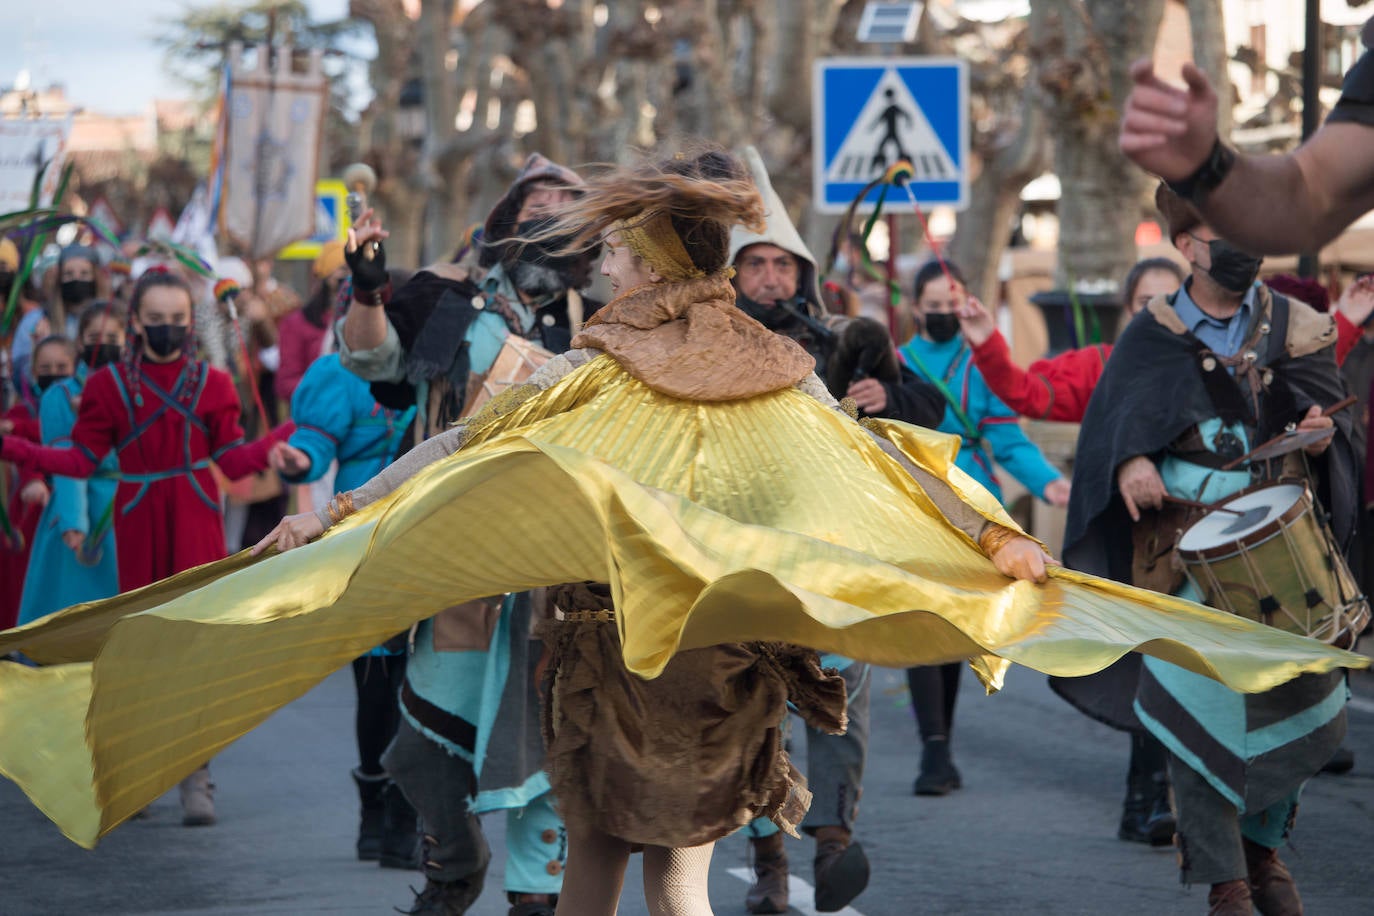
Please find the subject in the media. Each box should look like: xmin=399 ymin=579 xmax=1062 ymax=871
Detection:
xmin=1169 ymin=755 xmax=1300 ymax=886
xmin=383 ymin=718 xmax=491 ymax=885
xmin=803 ymin=661 xmax=870 ymax=833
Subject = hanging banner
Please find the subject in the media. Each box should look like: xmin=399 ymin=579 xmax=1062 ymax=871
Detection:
xmin=218 ymin=42 xmax=328 ymax=259
xmin=0 ymin=116 xmax=73 ymax=210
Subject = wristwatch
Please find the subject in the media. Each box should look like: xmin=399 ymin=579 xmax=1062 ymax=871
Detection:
xmin=1165 ymin=137 xmax=1237 ymax=204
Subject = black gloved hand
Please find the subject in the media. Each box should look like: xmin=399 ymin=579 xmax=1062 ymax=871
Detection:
xmin=346 ymin=237 xmax=388 ymax=294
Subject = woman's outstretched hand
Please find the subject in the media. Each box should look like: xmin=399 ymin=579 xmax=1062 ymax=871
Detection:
xmin=251 ymin=512 xmax=325 ymax=556
xmin=992 ymin=535 xmax=1058 ymax=584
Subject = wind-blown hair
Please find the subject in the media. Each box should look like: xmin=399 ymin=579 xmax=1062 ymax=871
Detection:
xmin=525 ymin=148 xmax=767 ymax=277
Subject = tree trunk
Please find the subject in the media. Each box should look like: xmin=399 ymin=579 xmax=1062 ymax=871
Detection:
xmin=1043 ymin=0 xmax=1166 ymax=292
xmin=948 ymin=7 xmax=1053 ymax=306
xmin=1188 ymin=0 xmax=1232 ymax=139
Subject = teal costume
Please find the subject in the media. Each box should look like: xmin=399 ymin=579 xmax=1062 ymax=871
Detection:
xmin=898 ymin=333 xmax=1063 ymax=502
xmin=18 ymin=366 xmax=120 ymax=625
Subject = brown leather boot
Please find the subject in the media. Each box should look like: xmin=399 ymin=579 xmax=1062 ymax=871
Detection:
xmin=1207 ymin=879 xmax=1253 ymax=916
xmin=1244 ymin=839 xmax=1303 ymax=915
xmin=813 ymin=825 xmax=869 ymax=913
xmin=745 ymin=833 xmax=788 ymax=914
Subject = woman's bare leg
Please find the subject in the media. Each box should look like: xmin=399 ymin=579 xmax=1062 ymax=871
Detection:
xmin=555 ymin=825 xmax=633 ymax=916
xmin=642 ymin=842 xmax=715 ymax=916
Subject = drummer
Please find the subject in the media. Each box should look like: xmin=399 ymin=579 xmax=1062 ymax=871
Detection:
xmin=1063 ymin=183 xmax=1359 ymax=915
xmin=336 ymin=155 xmax=603 ymax=914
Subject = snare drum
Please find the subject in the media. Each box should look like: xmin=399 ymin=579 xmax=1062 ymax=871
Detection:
xmin=1177 ymin=481 xmax=1370 ymax=647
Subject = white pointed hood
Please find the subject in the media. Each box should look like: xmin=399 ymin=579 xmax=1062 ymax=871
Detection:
xmin=728 ymin=146 xmax=823 ymax=312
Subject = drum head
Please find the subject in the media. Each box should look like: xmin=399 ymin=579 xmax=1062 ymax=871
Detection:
xmin=1177 ymin=483 xmax=1307 ymax=551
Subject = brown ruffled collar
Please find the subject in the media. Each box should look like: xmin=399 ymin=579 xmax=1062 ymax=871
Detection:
xmin=571 ymin=274 xmax=815 ymax=401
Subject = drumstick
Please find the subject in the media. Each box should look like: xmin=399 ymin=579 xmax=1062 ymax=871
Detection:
xmin=1218 ymin=395 xmax=1356 ymax=472
xmin=1161 ymin=495 xmax=1246 ymax=516
xmin=1321 ymin=395 xmax=1358 ymax=416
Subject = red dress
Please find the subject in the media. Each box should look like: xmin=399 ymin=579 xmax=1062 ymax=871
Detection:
xmin=0 ymin=357 xmax=290 ymax=592
xmin=1 ymin=399 xmax=43 ymax=629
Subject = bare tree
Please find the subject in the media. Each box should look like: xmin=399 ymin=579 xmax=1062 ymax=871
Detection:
xmin=947 ymin=6 xmax=1053 ymax=306
xmin=1037 ymin=0 xmax=1166 ymax=292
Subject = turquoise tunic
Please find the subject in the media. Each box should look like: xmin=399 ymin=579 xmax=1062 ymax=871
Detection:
xmin=18 ymin=368 xmax=120 ymax=625
xmin=898 ymin=334 xmax=1062 ymax=503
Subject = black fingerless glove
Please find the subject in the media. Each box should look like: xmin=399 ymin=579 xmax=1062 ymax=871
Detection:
xmin=346 ymin=237 xmax=389 ymax=295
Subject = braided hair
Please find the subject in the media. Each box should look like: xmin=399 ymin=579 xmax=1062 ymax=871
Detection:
xmin=123 ymin=268 xmax=203 ymax=409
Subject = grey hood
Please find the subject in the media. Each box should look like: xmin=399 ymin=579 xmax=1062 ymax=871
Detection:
xmin=728 ymin=146 xmax=823 ymax=314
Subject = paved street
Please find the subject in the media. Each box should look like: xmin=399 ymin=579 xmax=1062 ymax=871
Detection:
xmin=3 ymin=654 xmax=1371 ymax=916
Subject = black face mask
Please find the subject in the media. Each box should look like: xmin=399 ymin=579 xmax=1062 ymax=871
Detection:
xmin=736 ymin=291 xmax=799 ymax=330
xmin=501 ymin=217 xmax=594 ymax=294
xmin=1202 ymin=238 xmax=1262 ymax=294
xmin=35 ymin=373 xmax=70 ymax=392
xmin=143 ymin=324 xmax=189 ymax=358
xmin=61 ymin=279 xmax=97 ymax=306
xmin=81 ymin=343 xmax=122 ymax=368
xmin=923 ymin=312 xmax=961 ymax=343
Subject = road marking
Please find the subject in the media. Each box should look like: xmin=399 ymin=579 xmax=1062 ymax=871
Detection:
xmin=1348 ymin=696 xmax=1374 ymax=716
xmin=726 ymin=866 xmax=867 ymax=916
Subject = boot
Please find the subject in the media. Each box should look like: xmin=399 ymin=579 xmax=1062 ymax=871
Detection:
xmin=1207 ymin=879 xmax=1253 ymax=916
xmin=1244 ymin=838 xmax=1304 ymax=915
xmin=745 ymin=832 xmax=789 ymax=914
xmin=1143 ymin=771 xmax=1177 ymax=846
xmin=396 ymin=877 xmax=483 ymax=916
xmin=352 ymin=768 xmax=388 ymax=861
xmin=1120 ymin=768 xmax=1175 ymax=845
xmin=813 ymin=826 xmax=869 ymax=913
xmin=508 ymin=893 xmax=558 ymax=916
xmin=1320 ymin=745 xmax=1354 ymax=775
xmin=914 ymin=736 xmax=961 ymax=796
xmin=379 ymin=781 xmax=420 ymax=870
xmin=179 ymin=763 xmax=216 ymax=827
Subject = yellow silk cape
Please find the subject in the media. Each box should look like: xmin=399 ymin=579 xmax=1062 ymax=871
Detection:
xmin=0 ymin=355 xmax=1365 ymax=848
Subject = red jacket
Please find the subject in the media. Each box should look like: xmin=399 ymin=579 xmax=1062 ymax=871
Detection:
xmin=972 ymin=313 xmax=1364 ymax=425
xmin=0 ymin=357 xmax=291 ymax=591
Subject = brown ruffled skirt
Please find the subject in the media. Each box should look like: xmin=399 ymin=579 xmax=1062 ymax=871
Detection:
xmin=538 ymin=583 xmax=847 ymax=849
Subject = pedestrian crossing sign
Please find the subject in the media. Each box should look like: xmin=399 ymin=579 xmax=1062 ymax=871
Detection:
xmin=280 ymin=179 xmax=351 ymax=260
xmin=812 ymin=57 xmax=968 ymax=214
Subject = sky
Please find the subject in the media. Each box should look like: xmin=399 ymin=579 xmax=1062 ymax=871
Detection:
xmin=2 ymin=0 xmax=357 ymax=115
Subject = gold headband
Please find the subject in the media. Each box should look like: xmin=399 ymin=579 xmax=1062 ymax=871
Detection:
xmin=614 ymin=212 xmax=705 ymax=282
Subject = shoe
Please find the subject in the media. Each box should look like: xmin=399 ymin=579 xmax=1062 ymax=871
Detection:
xmin=179 ymin=764 xmax=216 ymax=827
xmin=914 ymin=737 xmax=961 ymax=796
xmin=352 ymin=768 xmax=388 ymax=861
xmin=1143 ymin=772 xmax=1176 ymax=846
xmin=1244 ymin=839 xmax=1304 ymax=915
xmin=813 ymin=828 xmax=869 ymax=913
xmin=1120 ymin=770 xmax=1175 ymax=846
xmin=745 ymin=833 xmax=789 ymax=914
xmin=1208 ymin=879 xmax=1253 ymax=916
xmin=379 ymin=781 xmax=420 ymax=870
xmin=396 ymin=878 xmax=483 ymax=915
xmin=1320 ymin=745 xmax=1354 ymax=775
xmin=508 ymin=896 xmax=558 ymax=916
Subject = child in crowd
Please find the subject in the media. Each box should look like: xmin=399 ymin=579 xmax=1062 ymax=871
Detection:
xmin=0 ymin=268 xmax=293 ymax=827
xmin=18 ymin=302 xmax=128 ymax=626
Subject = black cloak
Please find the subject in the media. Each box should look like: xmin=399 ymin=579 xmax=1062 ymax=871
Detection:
xmin=1053 ymin=286 xmax=1357 ymax=731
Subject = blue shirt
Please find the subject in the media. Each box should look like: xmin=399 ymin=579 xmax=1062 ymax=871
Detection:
xmin=898 ymin=333 xmax=1063 ymax=503
xmin=1172 ymin=279 xmax=1259 ymax=360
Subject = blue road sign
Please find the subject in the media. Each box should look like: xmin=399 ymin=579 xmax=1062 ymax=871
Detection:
xmin=812 ymin=57 xmax=968 ymax=214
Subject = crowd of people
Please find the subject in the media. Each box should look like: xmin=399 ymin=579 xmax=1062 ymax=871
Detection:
xmin=3 ymin=26 xmax=1374 ymax=916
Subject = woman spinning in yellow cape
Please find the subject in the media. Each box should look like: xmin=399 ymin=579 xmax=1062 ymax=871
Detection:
xmin=0 ymin=149 xmax=1363 ymax=915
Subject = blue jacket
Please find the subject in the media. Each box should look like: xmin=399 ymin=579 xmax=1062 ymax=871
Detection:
xmin=285 ymin=354 xmax=416 ymax=493
xmin=898 ymin=334 xmax=1062 ymax=503
xmin=18 ymin=367 xmax=120 ymax=624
